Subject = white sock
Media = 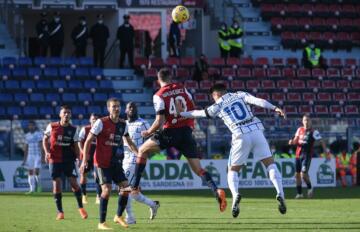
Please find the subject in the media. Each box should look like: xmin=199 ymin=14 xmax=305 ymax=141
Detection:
xmin=125 ymin=196 xmax=135 ymax=219
xmin=28 ymin=175 xmax=35 ymax=192
xmin=267 ymin=163 xmax=284 ymax=198
xmin=132 ymin=192 xmax=156 ymax=207
xmin=34 ymin=175 xmax=40 ymax=188
xmin=227 ymin=170 xmax=239 ymax=203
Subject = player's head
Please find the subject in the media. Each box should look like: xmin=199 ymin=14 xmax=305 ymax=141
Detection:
xmin=125 ymin=101 xmax=138 ymax=121
xmin=89 ymin=113 xmax=98 ymax=126
xmin=107 ymin=98 xmax=121 ymax=117
xmin=302 ymin=114 xmax=312 ymax=129
xmin=210 ymin=83 xmax=227 ymax=101
xmin=28 ymin=120 xmax=36 ymax=132
xmin=157 ymin=68 xmax=172 ymax=85
xmin=59 ymin=105 xmax=71 ymax=123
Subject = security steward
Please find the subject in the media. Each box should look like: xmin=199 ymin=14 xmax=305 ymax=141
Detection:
xmin=48 ymin=11 xmax=64 ymax=57
xmin=71 ymin=16 xmax=88 ymax=57
xmin=229 ymin=21 xmax=243 ymax=58
xmin=218 ymin=22 xmax=230 ymax=59
xmin=90 ymin=14 xmax=109 ymax=68
xmin=116 ymin=14 xmax=135 ymax=68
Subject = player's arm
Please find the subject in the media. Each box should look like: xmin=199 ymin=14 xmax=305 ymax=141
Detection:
xmin=141 ymin=114 xmax=165 ymax=137
xmin=288 ymin=128 xmax=300 ymax=145
xmin=42 ymin=124 xmax=51 ymax=163
xmin=77 ymin=127 xmax=86 ymax=155
xmin=243 ymin=93 xmax=286 ymax=118
xmin=123 ymin=135 xmax=138 ymax=155
xmin=22 ymin=143 xmax=28 ymax=165
xmin=314 ymin=130 xmax=331 ymax=160
xmin=80 ymin=132 xmax=96 ymax=172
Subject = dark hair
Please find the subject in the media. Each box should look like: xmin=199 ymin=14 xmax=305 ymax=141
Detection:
xmin=158 ymin=68 xmax=172 ymax=82
xmin=60 ymin=105 xmax=71 ymax=111
xmin=90 ymin=113 xmax=99 ymax=118
xmin=210 ymin=83 xmax=227 ymax=94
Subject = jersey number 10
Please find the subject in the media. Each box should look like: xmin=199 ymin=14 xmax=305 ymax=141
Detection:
xmin=224 ymin=102 xmax=247 ymax=121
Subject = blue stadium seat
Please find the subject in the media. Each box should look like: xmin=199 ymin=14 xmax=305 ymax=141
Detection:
xmin=59 ymin=67 xmax=73 ymax=77
xmin=102 ymin=106 xmax=108 ymax=114
xmin=53 ymin=80 xmax=67 ymax=88
xmin=39 ymin=106 xmax=54 ymax=115
xmin=0 ymin=107 xmax=5 ymax=117
xmin=100 ymin=80 xmax=113 ymax=89
xmin=62 ymin=93 xmax=77 ymax=102
xmin=0 ymin=93 xmax=13 ymax=102
xmin=5 ymin=80 xmax=20 ymax=89
xmin=46 ymin=93 xmax=60 ymax=102
xmin=79 ymin=57 xmax=94 ymax=66
xmin=14 ymin=93 xmax=29 ymax=102
xmin=94 ymin=93 xmax=108 ymax=102
xmin=44 ymin=67 xmax=59 ymax=77
xmin=0 ymin=67 xmax=11 ymax=77
xmin=90 ymin=67 xmax=103 ymax=77
xmin=108 ymin=92 xmax=122 ymax=99
xmin=83 ymin=80 xmax=98 ymax=88
xmin=12 ymin=67 xmax=27 ymax=78
xmin=78 ymin=93 xmax=92 ymax=102
xmin=30 ymin=93 xmax=45 ymax=102
xmin=72 ymin=106 xmax=87 ymax=115
xmin=7 ymin=106 xmax=21 ymax=115
xmin=87 ymin=105 xmax=102 ymax=115
xmin=37 ymin=80 xmax=51 ymax=89
xmin=18 ymin=57 xmax=32 ymax=66
xmin=72 ymin=119 xmax=81 ymax=125
xmin=20 ymin=80 xmax=35 ymax=89
xmin=2 ymin=57 xmax=16 ymax=66
xmin=28 ymin=67 xmax=42 ymax=77
xmin=68 ymin=80 xmax=83 ymax=89
xmin=34 ymin=57 xmax=48 ymax=66
xmin=64 ymin=57 xmax=78 ymax=66
xmin=23 ymin=106 xmax=38 ymax=116
xmin=48 ymin=57 xmax=63 ymax=66
xmin=75 ymin=67 xmax=89 ymax=78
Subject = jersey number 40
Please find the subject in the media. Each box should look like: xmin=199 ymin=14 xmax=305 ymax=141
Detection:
xmin=169 ymin=96 xmax=187 ymax=115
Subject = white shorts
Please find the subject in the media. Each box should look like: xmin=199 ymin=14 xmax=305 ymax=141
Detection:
xmin=123 ymin=162 xmax=135 ymax=182
xmin=25 ymin=155 xmax=41 ymax=169
xmin=228 ymin=130 xmax=272 ymax=167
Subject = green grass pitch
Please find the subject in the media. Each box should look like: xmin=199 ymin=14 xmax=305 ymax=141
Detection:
xmin=0 ymin=187 xmax=359 ymax=231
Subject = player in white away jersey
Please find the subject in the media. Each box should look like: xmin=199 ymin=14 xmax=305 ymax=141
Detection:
xmin=177 ymin=84 xmax=287 ymax=218
xmin=123 ymin=102 xmax=160 ymax=224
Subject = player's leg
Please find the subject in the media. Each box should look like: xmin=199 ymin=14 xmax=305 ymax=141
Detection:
xmin=27 ymin=169 xmax=35 ymax=193
xmin=300 ymin=156 xmax=313 ymax=198
xmin=295 ymin=158 xmax=303 ymax=198
xmin=97 ymin=167 xmax=113 ymax=229
xmin=130 ymin=138 xmax=161 ymax=189
xmin=94 ymin=170 xmax=102 ymax=204
xmin=113 ymin=164 xmax=130 ymax=228
xmin=34 ymin=155 xmax=42 ymax=192
xmin=228 ymin=165 xmax=242 ymax=218
xmin=49 ymin=163 xmax=64 ymax=220
xmin=66 ymin=161 xmax=88 ymax=219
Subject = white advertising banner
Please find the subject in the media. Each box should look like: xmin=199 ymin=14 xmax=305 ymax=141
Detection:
xmin=0 ymin=158 xmax=336 ymax=192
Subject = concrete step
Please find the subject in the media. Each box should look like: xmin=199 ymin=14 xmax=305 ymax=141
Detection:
xmin=112 ymin=80 xmax=143 ymax=89
xmin=121 ymin=93 xmax=152 ymax=102
xmin=104 ymin=69 xmax=134 ymax=76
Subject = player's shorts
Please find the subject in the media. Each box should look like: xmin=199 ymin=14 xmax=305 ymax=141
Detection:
xmin=228 ymin=129 xmax=272 ymax=167
xmin=25 ymin=155 xmax=41 ymax=169
xmin=152 ymin=126 xmax=197 ymax=159
xmin=123 ymin=161 xmax=135 ymax=183
xmin=295 ymin=155 xmax=312 ymax=173
xmin=96 ymin=159 xmax=127 ymax=185
xmin=82 ymin=157 xmax=94 ymax=173
xmin=49 ymin=161 xmax=77 ymax=180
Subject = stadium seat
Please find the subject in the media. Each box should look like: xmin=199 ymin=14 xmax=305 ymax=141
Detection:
xmin=231 ymin=80 xmax=245 ymax=90
xmin=277 ymin=80 xmax=290 ymax=89
xmin=37 ymin=80 xmax=52 ymax=89
xmin=256 ymin=92 xmax=270 ymax=100
xmin=20 ymin=80 xmax=35 ymax=89
xmin=108 ymin=92 xmax=122 ymax=100
xmin=93 ymin=93 xmax=108 ymax=102
xmin=330 ymin=105 xmax=343 ymax=116
xmin=327 ymin=68 xmax=340 ymax=78
xmin=68 ymin=80 xmax=83 ymax=89
xmin=330 ymin=58 xmax=343 ymax=67
xmin=72 ymin=106 xmax=87 ymax=116
xmin=134 ymin=57 xmax=148 ymax=67
xmin=77 ymin=93 xmax=92 ymax=102
xmin=14 ymin=93 xmax=29 ymax=102
xmin=291 ymin=80 xmax=305 ymax=89
xmin=311 ymin=68 xmax=326 ymax=78
xmin=262 ymin=80 xmax=276 ymax=89
xmin=344 ymin=105 xmax=358 ymax=115
xmin=39 ymin=106 xmax=54 ymax=116
xmin=62 ymin=93 xmax=77 ymax=102
xmin=184 ymin=80 xmax=198 ymax=90
xmin=336 ymin=80 xmax=350 ymax=89
xmin=30 ymin=93 xmax=45 ymax=102
xmin=180 ymin=57 xmax=195 ymax=67
xmin=75 ymin=67 xmax=89 ymax=78
xmin=282 ymin=67 xmax=296 ymax=78
xmin=344 ymin=58 xmax=357 ymax=67
xmin=222 ymin=68 xmax=236 ymax=77
xmin=7 ymin=106 xmax=21 ymax=116
xmin=307 ymin=80 xmax=320 ymax=89
xmin=5 ymin=80 xmax=20 ymax=89
xmin=0 ymin=93 xmax=13 ymax=102
xmin=87 ymin=106 xmax=102 ymax=115
xmin=0 ymin=67 xmax=11 ymax=77
xmin=322 ymin=80 xmax=336 ymax=89
xmin=78 ymin=57 xmax=94 ymax=66
xmin=347 ymin=92 xmax=360 ymax=102
xmin=341 ymin=68 xmax=354 ymax=78
xmin=199 ymin=80 xmax=213 ymax=90
xmin=314 ymin=105 xmax=328 ymax=115
xmin=23 ymin=106 xmax=38 ymax=117
xmin=298 ymin=105 xmax=313 ymax=114
xmin=237 ymin=68 xmax=252 ymax=78
xmin=53 ymin=80 xmax=67 ymax=89
xmin=215 ymin=80 xmax=230 ymax=89
xmin=44 ymin=67 xmax=59 ymax=78
xmin=210 ymin=57 xmax=225 ymax=66
xmin=297 ymin=68 xmax=311 ymax=78
xmin=34 ymin=57 xmax=48 ymax=66
xmin=253 ymin=107 xmax=266 ymax=115
xmin=149 ymin=58 xmax=164 ymax=67
xmin=64 ymin=57 xmax=78 ymax=66
xmin=284 ymin=105 xmax=297 ymax=115
xmin=333 ymin=92 xmax=347 ymax=102
xmin=253 ymin=68 xmax=267 ymax=78
xmin=45 ymin=93 xmax=60 ymax=102
xmin=166 ymin=57 xmax=180 ymax=66
xmin=286 ymin=58 xmax=299 ymax=67
xmin=272 ymin=92 xmax=286 ymax=102
xmin=246 ymin=80 xmax=260 ymax=89
xmin=255 ymin=57 xmax=269 ymax=67
xmin=48 ymin=57 xmax=63 ymax=66
xmin=287 ymin=93 xmax=301 ymax=102
xmin=267 ymin=67 xmax=282 ymax=78
xmin=90 ymin=68 xmax=103 ymax=77
xmin=272 ymin=58 xmax=284 ymax=66
xmin=193 ymin=93 xmax=208 ymax=102
xmin=12 ymin=67 xmax=27 ymax=78
xmin=240 ymin=57 xmax=254 ymax=67
xmin=18 ymin=57 xmax=32 ymax=67
xmin=317 ymin=92 xmax=332 ymax=102
xmin=144 ymin=68 xmax=157 ymax=78
xmin=59 ymin=67 xmax=72 ymax=77
xmin=226 ymin=57 xmax=240 ymax=66
xmin=99 ymin=80 xmax=113 ymax=89
xmin=303 ymin=92 xmax=316 ymax=101
xmin=351 ymin=80 xmax=360 ymax=89
xmin=83 ymin=80 xmax=99 ymax=89
xmin=2 ymin=57 xmax=17 ymax=67
xmin=28 ymin=67 xmax=42 ymax=77
xmin=175 ymin=68 xmax=189 ymax=79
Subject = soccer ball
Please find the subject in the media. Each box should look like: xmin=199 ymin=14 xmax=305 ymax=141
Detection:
xmin=171 ymin=5 xmax=189 ymax=23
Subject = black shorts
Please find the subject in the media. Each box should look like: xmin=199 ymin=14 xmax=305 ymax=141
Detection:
xmin=49 ymin=162 xmax=77 ymax=180
xmin=152 ymin=127 xmax=198 ymax=159
xmin=96 ymin=160 xmax=127 ymax=185
xmin=83 ymin=158 xmax=94 ymax=173
xmin=295 ymin=155 xmax=312 ymax=173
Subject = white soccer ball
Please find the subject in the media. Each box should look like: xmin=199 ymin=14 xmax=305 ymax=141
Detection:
xmin=172 ymin=5 xmax=190 ymax=23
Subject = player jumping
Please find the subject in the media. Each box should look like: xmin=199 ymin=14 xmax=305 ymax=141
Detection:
xmin=42 ymin=105 xmax=88 ymax=220
xmin=122 ymin=102 xmax=160 ymax=224
xmin=130 ymin=68 xmax=227 ymax=212
xmin=80 ymin=98 xmax=138 ymax=230
xmin=177 ymin=83 xmax=287 ymax=218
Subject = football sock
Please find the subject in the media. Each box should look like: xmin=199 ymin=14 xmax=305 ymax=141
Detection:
xmin=131 ymin=157 xmax=147 ymax=188
xmin=296 ymin=185 xmax=302 ymax=194
xmin=54 ymin=193 xmax=63 ymax=213
xmin=95 ymin=183 xmax=102 ymax=197
xmin=305 ymin=181 xmax=312 ymax=189
xmin=132 ymin=192 xmax=156 ymax=207
xmin=125 ymin=196 xmax=135 ymax=219
xmin=28 ymin=175 xmax=35 ymax=192
xmin=117 ymin=192 xmax=129 ymax=217
xmin=99 ymin=197 xmax=108 ymax=223
xmin=80 ymin=183 xmax=87 ymax=196
xmin=34 ymin=175 xmax=40 ymax=188
xmin=227 ymin=170 xmax=239 ymax=200
xmin=74 ymin=189 xmax=83 ymax=208
xmin=267 ymin=164 xmax=284 ymax=198
xmin=199 ymin=169 xmax=218 ymax=196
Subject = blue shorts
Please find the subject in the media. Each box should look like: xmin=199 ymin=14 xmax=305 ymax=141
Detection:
xmin=96 ymin=160 xmax=127 ymax=185
xmin=49 ymin=162 xmax=77 ymax=180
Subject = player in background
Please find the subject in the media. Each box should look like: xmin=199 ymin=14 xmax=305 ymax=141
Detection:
xmin=289 ymin=114 xmax=329 ymax=199
xmin=177 ymin=83 xmax=287 ymax=218
xmin=78 ymin=113 xmax=102 ymax=204
xmin=123 ymin=102 xmax=160 ymax=224
xmin=130 ymin=68 xmax=227 ymax=212
xmin=80 ymin=98 xmax=138 ymax=230
xmin=23 ymin=121 xmax=43 ymax=194
xmin=42 ymin=105 xmax=88 ymax=220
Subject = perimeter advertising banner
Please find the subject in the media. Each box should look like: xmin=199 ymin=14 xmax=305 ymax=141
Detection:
xmin=0 ymin=158 xmax=336 ymax=192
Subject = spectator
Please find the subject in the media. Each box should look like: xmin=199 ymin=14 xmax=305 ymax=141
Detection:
xmin=116 ymin=14 xmax=135 ymax=68
xmin=336 ymin=149 xmax=357 ymax=187
xmin=192 ymin=54 xmax=208 ymax=83
xmin=218 ymin=22 xmax=230 ymax=59
xmin=229 ymin=20 xmax=243 ymax=58
xmin=71 ymin=16 xmax=88 ymax=57
xmin=36 ymin=12 xmax=49 ymax=57
xmin=302 ymin=42 xmax=325 ymax=69
xmin=90 ymin=14 xmax=109 ymax=68
xmin=168 ymin=20 xmax=181 ymax=57
xmin=48 ymin=11 xmax=64 ymax=57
